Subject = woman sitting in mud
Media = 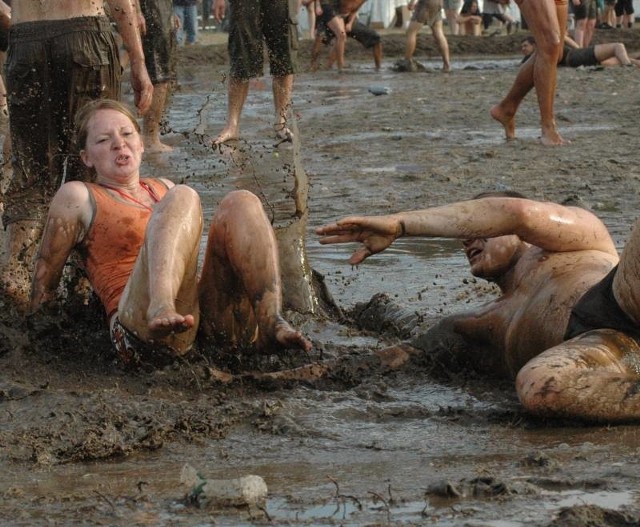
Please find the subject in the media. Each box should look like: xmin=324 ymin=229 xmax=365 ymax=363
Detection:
xmin=29 ymin=99 xmax=311 ymax=368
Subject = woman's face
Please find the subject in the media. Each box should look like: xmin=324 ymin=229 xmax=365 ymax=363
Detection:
xmin=80 ymin=108 xmax=144 ymax=182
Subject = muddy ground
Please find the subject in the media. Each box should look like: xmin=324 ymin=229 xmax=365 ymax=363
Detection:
xmin=2 ymin=30 xmax=640 ymax=525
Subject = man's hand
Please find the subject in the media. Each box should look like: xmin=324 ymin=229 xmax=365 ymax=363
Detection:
xmin=316 ymin=216 xmax=404 ymax=265
xmin=130 ymin=62 xmax=154 ymax=115
xmin=213 ymin=0 xmax=226 ymax=22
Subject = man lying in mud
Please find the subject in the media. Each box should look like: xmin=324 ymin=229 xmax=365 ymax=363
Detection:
xmin=28 ymin=99 xmax=311 ymax=369
xmin=313 ymin=191 xmax=640 ymax=423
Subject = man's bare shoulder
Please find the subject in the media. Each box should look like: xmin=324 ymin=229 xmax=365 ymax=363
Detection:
xmin=13 ymin=0 xmax=105 ymax=23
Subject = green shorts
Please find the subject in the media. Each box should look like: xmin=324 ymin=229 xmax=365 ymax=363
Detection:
xmin=227 ymin=0 xmax=299 ymax=79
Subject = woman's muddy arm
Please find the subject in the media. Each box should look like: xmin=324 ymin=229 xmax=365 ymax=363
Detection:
xmin=29 ymin=183 xmax=92 ymax=313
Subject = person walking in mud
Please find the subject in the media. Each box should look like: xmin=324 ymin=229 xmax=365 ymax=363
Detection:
xmin=314 ymin=191 xmax=640 ymax=423
xmin=29 ymin=99 xmax=311 ymax=369
xmin=211 ymin=0 xmax=298 ymax=144
xmin=490 ymin=0 xmax=569 ymax=146
xmin=311 ymin=0 xmax=383 ymax=71
xmin=1 ymin=0 xmax=154 ymax=311
xmin=401 ymin=0 xmax=451 ymax=73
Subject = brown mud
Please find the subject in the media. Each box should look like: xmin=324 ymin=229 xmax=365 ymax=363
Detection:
xmin=2 ymin=30 xmax=640 ymax=525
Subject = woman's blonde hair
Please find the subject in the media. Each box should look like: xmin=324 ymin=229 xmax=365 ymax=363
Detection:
xmin=74 ymin=99 xmax=140 ymax=150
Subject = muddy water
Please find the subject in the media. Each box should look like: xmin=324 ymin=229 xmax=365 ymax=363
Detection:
xmin=3 ymin=55 xmax=640 ymax=526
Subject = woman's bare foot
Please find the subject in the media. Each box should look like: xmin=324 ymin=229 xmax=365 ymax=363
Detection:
xmin=490 ymin=103 xmax=516 ymax=140
xmin=260 ymin=316 xmax=312 ymax=353
xmin=148 ymin=307 xmax=196 ymax=337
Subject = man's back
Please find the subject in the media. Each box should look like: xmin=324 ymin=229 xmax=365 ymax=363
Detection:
xmin=13 ymin=0 xmax=105 ymax=23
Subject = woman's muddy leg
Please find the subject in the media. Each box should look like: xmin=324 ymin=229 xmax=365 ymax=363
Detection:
xmin=198 ymin=190 xmax=311 ymax=352
xmin=117 ymin=185 xmax=202 ymax=351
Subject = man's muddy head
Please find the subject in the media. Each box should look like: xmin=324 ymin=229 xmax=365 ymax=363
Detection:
xmin=520 ymin=37 xmax=536 ymax=56
xmin=463 ymin=190 xmax=529 ymax=283
xmin=75 ymin=99 xmax=140 ymax=150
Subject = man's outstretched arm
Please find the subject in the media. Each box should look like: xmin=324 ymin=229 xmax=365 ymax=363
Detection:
xmin=316 ymin=197 xmax=618 ymax=264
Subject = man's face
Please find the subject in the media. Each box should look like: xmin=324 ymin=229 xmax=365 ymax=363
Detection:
xmin=462 ymin=235 xmax=523 ymax=280
xmin=521 ymin=40 xmax=535 ymax=56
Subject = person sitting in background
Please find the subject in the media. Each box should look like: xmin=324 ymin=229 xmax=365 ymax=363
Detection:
xmin=29 ymin=99 xmax=311 ymax=369
xmin=520 ymin=35 xmax=640 ymax=68
xmin=457 ymin=0 xmax=482 ymax=35
xmin=482 ymin=0 xmax=515 ymax=35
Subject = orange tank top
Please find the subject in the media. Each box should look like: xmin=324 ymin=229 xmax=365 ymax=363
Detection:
xmin=81 ymin=179 xmax=169 ymax=318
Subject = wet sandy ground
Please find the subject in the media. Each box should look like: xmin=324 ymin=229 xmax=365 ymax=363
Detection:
xmin=2 ymin=32 xmax=640 ymax=526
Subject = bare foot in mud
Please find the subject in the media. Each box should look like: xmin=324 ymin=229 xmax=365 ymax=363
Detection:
xmin=490 ymin=103 xmax=516 ymax=140
xmin=274 ymin=123 xmax=293 ymax=143
xmin=261 ymin=316 xmax=312 ymax=353
xmin=147 ymin=307 xmax=196 ymax=336
xmin=212 ymin=126 xmax=239 ymax=145
xmin=540 ymin=124 xmax=568 ymax=146
xmin=143 ymin=138 xmax=174 ymax=154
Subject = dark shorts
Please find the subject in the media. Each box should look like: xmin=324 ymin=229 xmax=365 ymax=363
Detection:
xmin=615 ymin=0 xmax=634 ymax=16
xmin=564 ymin=265 xmax=640 ymax=342
xmin=140 ymin=0 xmax=177 ymax=84
xmin=3 ymin=17 xmax=121 ymax=227
xmin=573 ymin=0 xmax=597 ymax=20
xmin=563 ymin=46 xmax=598 ymax=68
xmin=227 ymin=0 xmax=298 ymax=79
xmin=110 ymin=316 xmax=189 ymax=370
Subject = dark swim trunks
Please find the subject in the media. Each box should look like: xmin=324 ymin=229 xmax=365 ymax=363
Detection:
xmin=563 ymin=46 xmax=598 ymax=68
xmin=3 ymin=16 xmax=121 ymax=226
xmin=227 ymin=0 xmax=298 ymax=79
xmin=110 ymin=316 xmax=189 ymax=370
xmin=140 ymin=0 xmax=177 ymax=84
xmin=564 ymin=265 xmax=640 ymax=341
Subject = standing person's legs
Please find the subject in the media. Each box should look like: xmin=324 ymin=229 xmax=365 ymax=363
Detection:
xmin=444 ymin=0 xmax=462 ymax=34
xmin=143 ymin=82 xmax=173 ymax=152
xmin=213 ymin=0 xmax=263 ymax=144
xmin=3 ymin=18 xmax=121 ymax=308
xmin=491 ymin=0 xmax=566 ymax=145
xmin=117 ymin=185 xmax=202 ymax=354
xmin=326 ymin=16 xmax=347 ymax=69
xmin=184 ymin=3 xmax=199 ymax=44
xmin=431 ymin=20 xmax=451 ymax=72
xmin=198 ymin=190 xmax=312 ymax=352
xmin=404 ymin=21 xmax=423 ymax=60
xmin=272 ymin=74 xmax=294 ymax=139
xmin=263 ymin=0 xmax=298 ymax=138
xmin=141 ymin=0 xmax=177 ymax=152
xmin=174 ymin=5 xmax=186 ymax=45
xmin=213 ymin=77 xmax=249 ymax=144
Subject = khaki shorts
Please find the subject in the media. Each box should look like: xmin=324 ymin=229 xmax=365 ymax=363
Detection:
xmin=411 ymin=0 xmax=444 ymax=27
